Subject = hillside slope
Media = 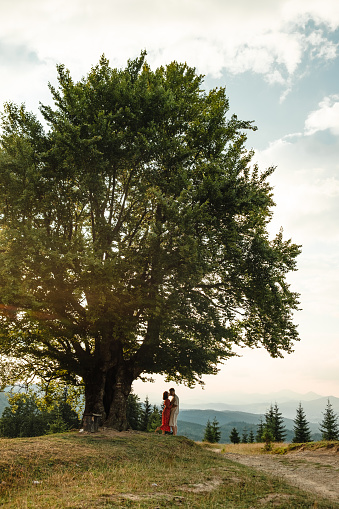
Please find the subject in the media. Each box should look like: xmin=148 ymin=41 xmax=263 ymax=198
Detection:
xmin=0 ymin=430 xmax=336 ymax=508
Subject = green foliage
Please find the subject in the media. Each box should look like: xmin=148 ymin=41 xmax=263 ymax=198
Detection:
xmin=125 ymin=395 xmax=161 ymax=432
xmin=146 ymin=405 xmax=162 ymax=432
xmin=0 ymin=393 xmax=47 ymax=438
xmin=248 ymin=429 xmax=255 ymax=443
xmin=203 ymin=417 xmax=221 ymax=443
xmin=319 ymin=399 xmax=339 ymax=441
xmin=293 ymin=403 xmax=312 ymax=443
xmin=262 ymin=428 xmax=274 ymax=451
xmin=0 ymin=389 xmax=80 ymax=438
xmin=241 ymin=427 xmax=248 ymax=443
xmin=256 ymin=417 xmax=265 ymax=442
xmin=46 ymin=409 xmax=69 ymax=434
xmin=264 ymin=403 xmax=286 ymax=442
xmin=203 ymin=419 xmax=214 ymax=442
xmin=126 ymin=392 xmax=142 ymax=430
xmin=0 ymin=52 xmax=301 ymax=428
xmin=211 ymin=417 xmax=221 ymax=443
xmin=140 ymin=396 xmax=152 ymax=431
xmin=229 ymin=427 xmax=240 ymax=444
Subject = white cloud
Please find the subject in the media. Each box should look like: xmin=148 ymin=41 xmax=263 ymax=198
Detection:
xmin=250 ymin=124 xmax=339 ymax=397
xmin=283 ymin=0 xmax=339 ymax=29
xmin=304 ymin=96 xmax=339 ymax=135
xmin=0 ymin=0 xmax=337 ymax=99
xmin=256 ymin=133 xmax=339 ymax=241
xmin=306 ymin=31 xmax=338 ymax=60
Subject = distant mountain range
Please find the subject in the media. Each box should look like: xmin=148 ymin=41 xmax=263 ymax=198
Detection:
xmin=181 ymin=394 xmax=339 ymax=422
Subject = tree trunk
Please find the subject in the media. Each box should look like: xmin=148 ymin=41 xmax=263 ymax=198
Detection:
xmin=81 ymin=362 xmax=134 ymax=432
xmin=82 ymin=369 xmax=106 ymax=430
xmin=103 ymin=365 xmax=133 ymax=431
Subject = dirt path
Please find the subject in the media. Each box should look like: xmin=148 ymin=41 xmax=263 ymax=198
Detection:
xmin=222 ymin=449 xmax=339 ymax=501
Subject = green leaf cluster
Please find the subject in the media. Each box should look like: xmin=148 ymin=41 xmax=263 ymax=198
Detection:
xmin=0 ymin=389 xmax=80 ymax=438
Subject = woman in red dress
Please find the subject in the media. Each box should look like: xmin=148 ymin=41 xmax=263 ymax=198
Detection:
xmin=154 ymin=391 xmax=171 ymax=434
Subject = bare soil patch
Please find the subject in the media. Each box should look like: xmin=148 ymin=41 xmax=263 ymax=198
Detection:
xmin=222 ymin=448 xmax=339 ymax=501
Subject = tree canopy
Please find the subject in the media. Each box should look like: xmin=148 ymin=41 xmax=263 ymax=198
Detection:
xmin=0 ymin=52 xmax=301 ymax=429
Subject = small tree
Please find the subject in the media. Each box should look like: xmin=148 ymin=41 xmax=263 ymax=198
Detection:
xmin=293 ymin=403 xmax=312 ymax=443
xmin=248 ymin=429 xmax=255 ymax=443
xmin=147 ymin=405 xmax=162 ymax=432
xmin=241 ymin=428 xmax=248 ymax=443
xmin=262 ymin=427 xmax=274 ymax=451
xmin=140 ymin=396 xmax=152 ymax=432
xmin=265 ymin=403 xmax=286 ymax=442
xmin=256 ymin=417 xmax=265 ymax=442
xmin=203 ymin=417 xmax=221 ymax=443
xmin=211 ymin=417 xmax=221 ymax=443
xmin=126 ymin=393 xmax=142 ymax=430
xmin=319 ymin=399 xmax=339 ymax=441
xmin=229 ymin=427 xmax=240 ymax=444
xmin=47 ymin=406 xmax=69 ymax=434
xmin=48 ymin=400 xmax=79 ymax=432
xmin=203 ymin=419 xmax=214 ymax=442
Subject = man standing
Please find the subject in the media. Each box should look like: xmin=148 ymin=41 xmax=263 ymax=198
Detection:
xmin=169 ymin=388 xmax=179 ymax=436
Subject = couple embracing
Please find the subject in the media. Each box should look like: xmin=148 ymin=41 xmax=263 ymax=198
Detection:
xmin=155 ymin=388 xmax=179 ymax=436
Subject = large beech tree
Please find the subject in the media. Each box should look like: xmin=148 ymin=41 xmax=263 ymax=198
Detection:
xmin=0 ymin=53 xmax=300 ymax=430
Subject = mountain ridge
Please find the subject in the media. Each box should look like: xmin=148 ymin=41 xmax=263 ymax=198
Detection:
xmin=181 ymin=395 xmax=339 ymax=422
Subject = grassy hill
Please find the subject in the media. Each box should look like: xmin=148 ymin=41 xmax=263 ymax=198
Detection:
xmin=0 ymin=430 xmax=337 ymax=508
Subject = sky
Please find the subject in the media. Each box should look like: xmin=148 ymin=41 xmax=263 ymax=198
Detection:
xmin=1 ymin=0 xmax=339 ymax=405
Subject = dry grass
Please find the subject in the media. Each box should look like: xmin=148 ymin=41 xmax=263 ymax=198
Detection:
xmin=273 ymin=440 xmax=339 ymax=455
xmin=200 ymin=441 xmax=287 ymax=455
xmin=220 ymin=442 xmax=286 ymax=455
xmin=0 ymin=431 xmax=338 ymax=508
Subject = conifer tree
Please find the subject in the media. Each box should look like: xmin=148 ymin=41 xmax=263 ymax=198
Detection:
xmin=241 ymin=427 xmax=248 ymax=443
xmin=211 ymin=417 xmax=221 ymax=443
xmin=319 ymin=399 xmax=339 ymax=441
xmin=146 ymin=405 xmax=162 ymax=432
xmin=293 ymin=403 xmax=312 ymax=443
xmin=229 ymin=427 xmax=240 ymax=444
xmin=203 ymin=417 xmax=221 ymax=443
xmin=126 ymin=393 xmax=142 ymax=430
xmin=256 ymin=417 xmax=265 ymax=442
xmin=203 ymin=419 xmax=214 ymax=442
xmin=140 ymin=396 xmax=152 ymax=431
xmin=273 ymin=403 xmax=286 ymax=442
xmin=248 ymin=429 xmax=255 ymax=443
xmin=264 ymin=403 xmax=286 ymax=442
